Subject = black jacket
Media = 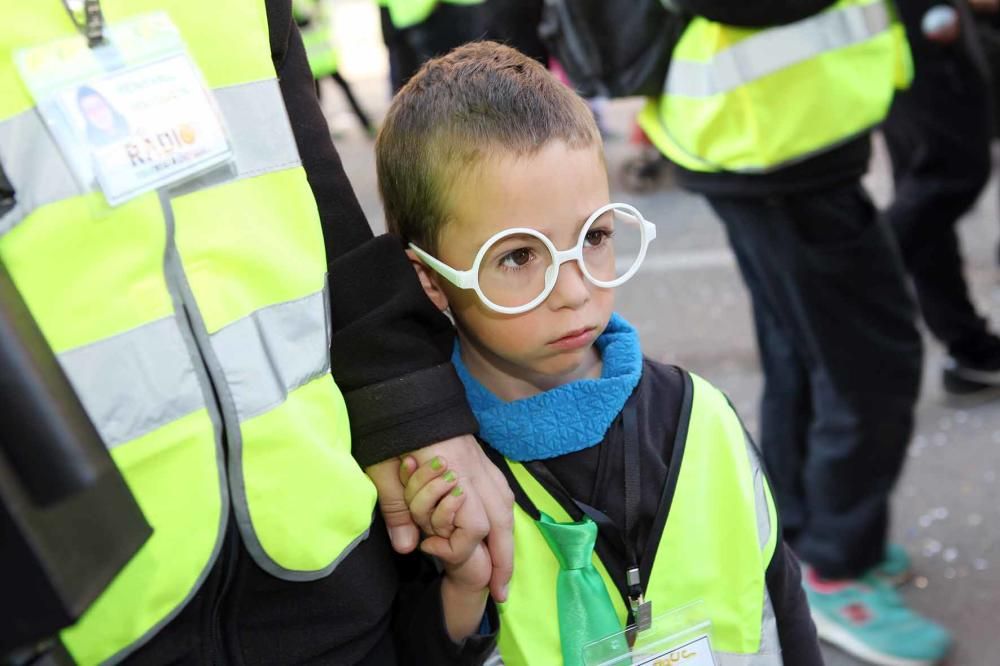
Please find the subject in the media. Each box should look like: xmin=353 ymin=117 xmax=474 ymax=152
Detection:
xmin=668 ymin=0 xmax=872 ymax=197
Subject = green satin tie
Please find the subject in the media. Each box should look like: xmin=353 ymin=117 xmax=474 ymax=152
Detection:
xmin=536 ymin=512 xmax=625 ymax=666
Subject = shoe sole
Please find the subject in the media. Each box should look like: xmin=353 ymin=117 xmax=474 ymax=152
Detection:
xmin=811 ymin=609 xmax=941 ymax=666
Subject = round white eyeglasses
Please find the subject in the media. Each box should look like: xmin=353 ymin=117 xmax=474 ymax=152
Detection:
xmin=408 ymin=202 xmax=657 ymax=314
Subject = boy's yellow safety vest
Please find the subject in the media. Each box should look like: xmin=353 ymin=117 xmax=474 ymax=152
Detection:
xmin=495 ymin=374 xmax=782 ymax=666
xmin=639 ymin=0 xmax=912 ymax=173
xmin=0 ymin=2 xmax=376 ymax=663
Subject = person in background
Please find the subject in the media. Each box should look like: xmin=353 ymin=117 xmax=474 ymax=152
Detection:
xmin=377 ymin=0 xmax=486 ymax=93
xmin=294 ymin=0 xmax=376 ymax=136
xmin=638 ymin=1 xmax=952 ymax=664
xmin=483 ymin=0 xmax=547 ymax=64
xmin=885 ymin=0 xmax=1000 ymax=394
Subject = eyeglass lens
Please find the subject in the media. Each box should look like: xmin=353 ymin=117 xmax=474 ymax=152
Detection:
xmin=477 ymin=233 xmax=554 ymax=308
xmin=581 ymin=206 xmax=644 ymax=284
xmin=476 ymin=205 xmax=646 ymax=308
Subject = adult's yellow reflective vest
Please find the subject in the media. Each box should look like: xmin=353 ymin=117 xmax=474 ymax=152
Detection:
xmin=383 ymin=0 xmax=484 ymax=31
xmin=495 ymin=373 xmax=782 ymax=666
xmin=0 ymin=2 xmax=376 ymax=663
xmin=639 ymin=0 xmax=912 ymax=173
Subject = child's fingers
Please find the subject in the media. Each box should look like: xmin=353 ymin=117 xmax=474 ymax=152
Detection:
xmin=409 ymin=472 xmax=460 ymax=532
xmin=398 ymin=455 xmax=418 ymax=486
xmin=420 ymin=534 xmax=464 ymax=564
xmin=403 ymin=455 xmax=450 ymax=505
xmin=429 ymin=485 xmax=466 ymax=538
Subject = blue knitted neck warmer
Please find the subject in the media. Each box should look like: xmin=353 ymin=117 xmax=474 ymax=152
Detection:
xmin=452 ymin=313 xmax=643 ymax=461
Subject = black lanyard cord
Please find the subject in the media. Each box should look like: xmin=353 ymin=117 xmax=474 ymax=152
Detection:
xmin=621 ymin=401 xmax=644 ymax=613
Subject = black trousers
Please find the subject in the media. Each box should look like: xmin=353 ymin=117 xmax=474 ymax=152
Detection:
xmin=884 ymin=7 xmax=993 ymax=358
xmin=708 ymin=183 xmax=923 ymax=578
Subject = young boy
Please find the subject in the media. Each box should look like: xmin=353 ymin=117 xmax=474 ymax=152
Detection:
xmin=377 ymin=41 xmax=823 ymax=666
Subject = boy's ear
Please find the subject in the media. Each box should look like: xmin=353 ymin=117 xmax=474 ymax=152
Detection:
xmin=405 ymin=249 xmax=451 ymax=312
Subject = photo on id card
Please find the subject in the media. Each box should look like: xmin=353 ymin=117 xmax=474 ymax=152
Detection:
xmin=582 ymin=600 xmax=717 ymax=666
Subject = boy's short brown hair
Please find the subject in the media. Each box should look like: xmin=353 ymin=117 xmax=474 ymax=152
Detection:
xmin=376 ymin=41 xmax=601 ymax=251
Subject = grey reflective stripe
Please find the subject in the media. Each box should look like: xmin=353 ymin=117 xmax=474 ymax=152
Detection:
xmin=0 ymin=108 xmax=82 ymax=234
xmin=0 ymin=77 xmax=300 ymax=234
xmin=482 ymin=648 xmax=504 ymax=666
xmin=666 ymin=1 xmax=890 ymax=98
xmin=97 ymin=189 xmax=233 ymax=666
xmin=58 ymin=315 xmax=205 ymax=448
xmin=758 ymin=588 xmax=782 ymax=663
xmin=209 ymin=287 xmax=330 ymax=422
xmin=219 ymin=78 xmax=300 ymax=179
xmin=750 ymin=443 xmax=773 ymax=551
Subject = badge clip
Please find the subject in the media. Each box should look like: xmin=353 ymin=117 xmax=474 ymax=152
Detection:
xmin=627 ymin=567 xmax=653 ymax=632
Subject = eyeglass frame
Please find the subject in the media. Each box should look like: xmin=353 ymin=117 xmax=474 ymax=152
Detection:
xmin=408 ymin=202 xmax=657 ymax=315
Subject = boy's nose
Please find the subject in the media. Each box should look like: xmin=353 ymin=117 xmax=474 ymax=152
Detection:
xmin=548 ymin=261 xmax=592 ymax=309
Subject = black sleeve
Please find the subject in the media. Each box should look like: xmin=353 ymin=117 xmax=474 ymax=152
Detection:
xmin=766 ymin=542 xmax=824 ymax=665
xmin=670 ymin=0 xmax=838 ymax=26
xmin=393 ymin=552 xmax=499 ymax=665
xmin=265 ymin=0 xmax=477 ymax=467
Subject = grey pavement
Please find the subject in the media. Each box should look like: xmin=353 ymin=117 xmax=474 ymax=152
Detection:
xmin=322 ymin=75 xmax=1000 ymax=665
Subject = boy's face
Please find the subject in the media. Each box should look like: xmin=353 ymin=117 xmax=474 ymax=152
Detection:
xmin=421 ymin=141 xmax=615 ymax=397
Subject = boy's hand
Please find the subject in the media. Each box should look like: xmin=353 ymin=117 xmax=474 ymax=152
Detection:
xmin=365 ymin=434 xmax=514 ymax=602
xmin=401 ymin=456 xmax=493 ymax=592
xmin=401 ymin=455 xmax=463 ymax=539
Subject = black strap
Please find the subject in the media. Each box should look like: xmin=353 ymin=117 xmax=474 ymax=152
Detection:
xmin=621 ymin=400 xmax=643 ymax=607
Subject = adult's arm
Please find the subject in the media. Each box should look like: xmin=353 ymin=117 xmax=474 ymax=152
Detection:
xmin=265 ymin=0 xmax=514 ymax=598
xmin=670 ymin=0 xmax=838 ymax=26
xmin=265 ymin=0 xmax=478 ymax=465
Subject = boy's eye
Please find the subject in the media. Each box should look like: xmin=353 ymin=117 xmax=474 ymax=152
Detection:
xmin=585 ymin=228 xmax=613 ymax=247
xmin=499 ymin=247 xmax=535 ymax=268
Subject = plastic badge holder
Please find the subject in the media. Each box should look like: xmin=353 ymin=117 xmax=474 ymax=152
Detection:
xmin=582 ymin=600 xmax=718 ymax=666
xmin=15 ymin=12 xmax=233 ymax=206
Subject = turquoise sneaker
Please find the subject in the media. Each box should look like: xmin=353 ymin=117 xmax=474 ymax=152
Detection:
xmin=803 ymin=566 xmax=952 ymax=666
xmin=874 ymin=543 xmax=913 ymax=586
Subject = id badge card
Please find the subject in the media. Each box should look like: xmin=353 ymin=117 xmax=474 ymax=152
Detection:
xmin=582 ymin=601 xmax=717 ymax=666
xmin=15 ymin=12 xmax=232 ymax=206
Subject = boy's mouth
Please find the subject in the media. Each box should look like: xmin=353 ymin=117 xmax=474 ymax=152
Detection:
xmin=548 ymin=326 xmax=597 ymax=351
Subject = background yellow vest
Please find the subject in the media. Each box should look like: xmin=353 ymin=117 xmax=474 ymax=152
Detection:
xmin=639 ymin=0 xmax=912 ymax=173
xmin=496 ymin=374 xmax=782 ymax=666
xmin=0 ymin=2 xmax=376 ymax=663
xmin=383 ymin=0 xmax=484 ymax=30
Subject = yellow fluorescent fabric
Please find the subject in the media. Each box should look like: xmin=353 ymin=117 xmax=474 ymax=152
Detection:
xmin=385 ymin=0 xmax=437 ymax=29
xmin=0 ymin=3 xmax=71 ymax=117
xmin=60 ymin=410 xmax=222 ymax=666
xmin=641 ymin=0 xmax=906 ymax=173
xmin=0 ymin=192 xmax=172 ymax=353
xmin=2 ymin=0 xmax=373 ymax=660
xmin=240 ymin=375 xmax=375 ymax=571
xmin=647 ymin=374 xmax=766 ymax=654
xmin=498 ymin=465 xmax=626 ymax=666
xmin=0 ymin=1 xmax=273 ymax=120
xmin=171 ymin=168 xmax=325 ymax=333
xmin=496 ymin=373 xmax=778 ymax=665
